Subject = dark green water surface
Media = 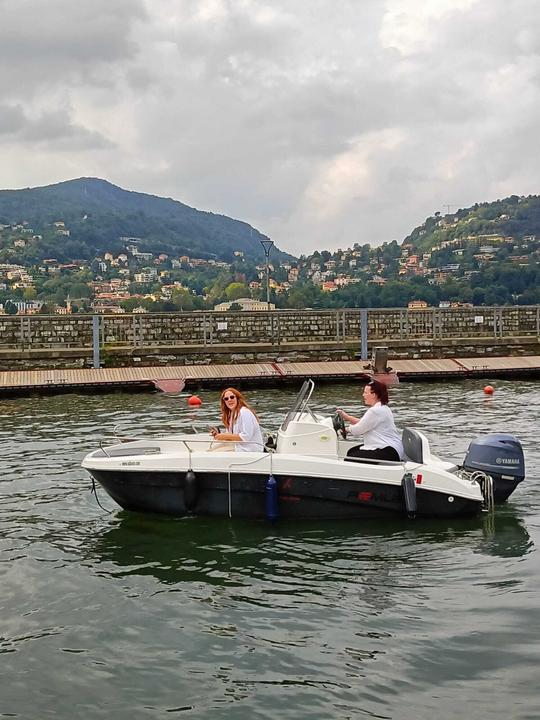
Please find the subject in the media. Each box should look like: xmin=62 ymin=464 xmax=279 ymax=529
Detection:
xmin=1 ymin=380 xmax=539 ymax=719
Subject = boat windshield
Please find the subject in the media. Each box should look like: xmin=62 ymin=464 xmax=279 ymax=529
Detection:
xmin=280 ymin=379 xmax=315 ymax=431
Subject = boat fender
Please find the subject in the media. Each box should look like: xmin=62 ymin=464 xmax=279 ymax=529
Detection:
xmin=401 ymin=471 xmax=417 ymax=519
xmin=265 ymin=474 xmax=279 ymax=522
xmin=184 ymin=469 xmax=198 ymax=512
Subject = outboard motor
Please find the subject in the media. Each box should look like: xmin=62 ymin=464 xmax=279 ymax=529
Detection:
xmin=462 ymin=434 xmax=525 ymax=503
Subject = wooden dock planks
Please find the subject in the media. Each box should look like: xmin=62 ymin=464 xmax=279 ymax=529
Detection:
xmin=453 ymin=356 xmax=540 ymax=371
xmin=390 ymin=358 xmax=468 ymax=376
xmin=0 ymin=356 xmax=538 ymax=394
xmin=271 ymin=360 xmax=372 ymax=378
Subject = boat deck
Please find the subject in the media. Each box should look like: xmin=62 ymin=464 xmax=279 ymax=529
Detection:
xmin=0 ymin=356 xmax=538 ymax=395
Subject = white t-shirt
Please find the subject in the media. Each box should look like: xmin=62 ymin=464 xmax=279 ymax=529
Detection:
xmin=230 ymin=406 xmax=264 ymax=452
xmin=347 ymin=402 xmax=404 ymax=458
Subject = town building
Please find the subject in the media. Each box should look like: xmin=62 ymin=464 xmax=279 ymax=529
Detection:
xmin=214 ymin=298 xmax=275 ymax=311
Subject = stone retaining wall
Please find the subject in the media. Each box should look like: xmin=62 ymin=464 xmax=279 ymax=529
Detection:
xmin=0 ymin=306 xmax=538 ymax=369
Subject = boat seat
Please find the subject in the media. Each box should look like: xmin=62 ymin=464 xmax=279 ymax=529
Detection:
xmin=344 ymin=456 xmax=401 ymax=466
xmin=402 ymin=427 xmax=430 ymax=464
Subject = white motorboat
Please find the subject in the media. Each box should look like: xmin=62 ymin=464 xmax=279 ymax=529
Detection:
xmin=81 ymin=380 xmax=525 ymax=520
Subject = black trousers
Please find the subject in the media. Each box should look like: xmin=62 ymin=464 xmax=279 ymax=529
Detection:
xmin=346 ymin=445 xmax=400 ymax=462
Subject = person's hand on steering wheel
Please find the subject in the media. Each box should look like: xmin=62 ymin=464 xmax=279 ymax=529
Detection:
xmin=332 ymin=411 xmax=347 ymax=439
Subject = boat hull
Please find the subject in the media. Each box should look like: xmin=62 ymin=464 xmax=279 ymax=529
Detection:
xmin=88 ymin=468 xmax=482 ymax=519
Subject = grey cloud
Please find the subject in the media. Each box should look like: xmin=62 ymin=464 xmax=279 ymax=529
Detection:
xmin=0 ymin=105 xmax=113 ymax=151
xmin=0 ymin=0 xmax=146 ymax=58
xmin=164 ymin=6 xmax=295 ymax=79
xmin=0 ymin=0 xmax=146 ymax=96
xmin=20 ymin=112 xmax=114 ymax=150
xmin=2 ymin=0 xmax=540 ymax=255
xmin=0 ymin=105 xmax=25 ymax=134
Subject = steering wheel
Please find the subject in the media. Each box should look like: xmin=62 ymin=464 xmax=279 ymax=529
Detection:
xmin=332 ymin=412 xmax=347 ymax=439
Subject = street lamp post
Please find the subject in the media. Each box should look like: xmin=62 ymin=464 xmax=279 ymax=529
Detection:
xmin=260 ymin=239 xmax=274 ymax=310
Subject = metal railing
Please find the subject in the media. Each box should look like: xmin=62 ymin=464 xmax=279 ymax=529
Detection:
xmin=0 ymin=306 xmax=538 ymax=354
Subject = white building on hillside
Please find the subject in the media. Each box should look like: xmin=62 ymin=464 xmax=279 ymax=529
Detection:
xmin=214 ymin=297 xmax=275 ymax=311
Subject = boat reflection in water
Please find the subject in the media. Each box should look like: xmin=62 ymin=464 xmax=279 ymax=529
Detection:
xmin=87 ymin=507 xmax=532 ymax=591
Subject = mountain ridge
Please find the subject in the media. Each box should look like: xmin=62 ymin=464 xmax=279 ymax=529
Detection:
xmin=0 ymin=177 xmax=291 ymax=263
xmin=0 ymin=179 xmax=538 ymax=311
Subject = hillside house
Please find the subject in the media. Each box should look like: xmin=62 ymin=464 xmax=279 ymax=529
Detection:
xmin=288 ymin=268 xmax=299 ymax=283
xmin=214 ymin=298 xmax=275 ymax=311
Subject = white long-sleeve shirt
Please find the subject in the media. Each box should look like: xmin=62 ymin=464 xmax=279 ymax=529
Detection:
xmin=229 ymin=406 xmax=264 ymax=452
xmin=347 ymin=402 xmax=404 ymax=458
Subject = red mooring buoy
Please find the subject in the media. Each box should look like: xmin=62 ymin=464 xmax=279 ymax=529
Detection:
xmin=483 ymin=385 xmax=494 ymax=395
xmin=187 ymin=395 xmax=202 ymax=406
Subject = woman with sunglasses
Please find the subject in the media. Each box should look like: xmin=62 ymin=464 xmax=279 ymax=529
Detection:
xmin=209 ymin=388 xmax=264 ymax=452
xmin=336 ymin=379 xmax=403 ymax=462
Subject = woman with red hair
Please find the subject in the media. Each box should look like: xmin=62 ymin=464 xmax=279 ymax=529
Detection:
xmin=209 ymin=387 xmax=264 ymax=452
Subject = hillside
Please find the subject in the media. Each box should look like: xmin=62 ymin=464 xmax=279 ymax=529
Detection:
xmin=404 ymin=195 xmax=540 ymax=251
xmin=0 ymin=177 xmax=290 ymax=263
xmin=0 ymin=184 xmax=538 ymax=313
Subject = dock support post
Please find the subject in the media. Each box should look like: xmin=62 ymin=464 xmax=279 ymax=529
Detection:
xmin=92 ymin=315 xmax=101 ymax=369
xmin=360 ymin=309 xmax=368 ymax=360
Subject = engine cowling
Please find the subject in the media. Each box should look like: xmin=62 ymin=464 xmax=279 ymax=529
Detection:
xmin=462 ymin=433 xmax=525 ymax=503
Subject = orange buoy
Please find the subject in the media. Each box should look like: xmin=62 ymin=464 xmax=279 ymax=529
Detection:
xmin=483 ymin=385 xmax=494 ymax=395
xmin=187 ymin=395 xmax=202 ymax=406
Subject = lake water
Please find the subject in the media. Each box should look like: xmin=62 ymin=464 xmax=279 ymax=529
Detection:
xmin=1 ymin=379 xmax=539 ymax=719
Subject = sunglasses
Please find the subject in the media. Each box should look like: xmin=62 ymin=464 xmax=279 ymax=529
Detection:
xmin=223 ymin=394 xmax=236 ymax=401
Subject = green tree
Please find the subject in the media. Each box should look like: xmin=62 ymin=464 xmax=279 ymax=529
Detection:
xmin=171 ymin=287 xmax=194 ymax=310
xmin=120 ymin=298 xmax=141 ymax=312
xmin=379 ymin=281 xmax=413 ymax=307
xmin=54 ymin=287 xmax=67 ymax=305
xmin=69 ymin=282 xmax=91 ymax=298
xmin=225 ymin=282 xmax=248 ymax=301
xmin=23 ymin=287 xmax=37 ymax=301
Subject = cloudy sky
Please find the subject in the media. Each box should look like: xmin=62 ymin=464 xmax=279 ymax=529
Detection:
xmin=1 ymin=0 xmax=539 ymax=256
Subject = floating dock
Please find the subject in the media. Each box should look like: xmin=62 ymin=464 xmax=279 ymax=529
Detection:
xmin=0 ymin=356 xmax=539 ymax=396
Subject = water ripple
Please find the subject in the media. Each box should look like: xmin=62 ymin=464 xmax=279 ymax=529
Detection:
xmin=0 ymin=382 xmax=539 ymax=719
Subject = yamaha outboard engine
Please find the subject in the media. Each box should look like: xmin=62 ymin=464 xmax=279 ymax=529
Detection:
xmin=462 ymin=434 xmax=525 ymax=503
